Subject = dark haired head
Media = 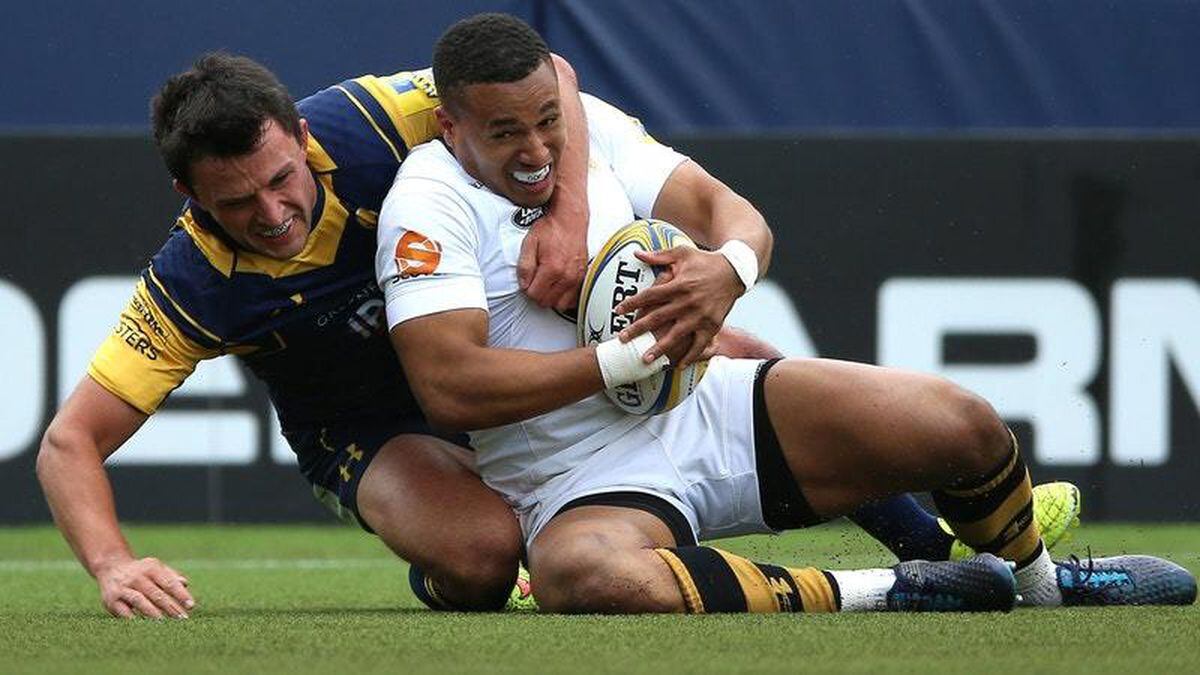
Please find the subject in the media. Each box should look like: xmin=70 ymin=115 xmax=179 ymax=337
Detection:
xmin=433 ymin=13 xmax=552 ymax=114
xmin=151 ymin=52 xmax=302 ymax=189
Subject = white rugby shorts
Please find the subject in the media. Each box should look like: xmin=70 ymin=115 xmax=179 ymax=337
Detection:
xmin=514 ymin=357 xmax=774 ymax=547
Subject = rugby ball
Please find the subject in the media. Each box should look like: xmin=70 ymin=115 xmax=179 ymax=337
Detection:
xmin=578 ymin=219 xmax=708 ymax=415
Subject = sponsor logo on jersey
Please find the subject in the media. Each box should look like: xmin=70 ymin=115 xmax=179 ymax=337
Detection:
xmin=394 ymin=230 xmax=443 ymax=278
xmin=113 ymin=319 xmax=160 ymax=360
xmin=511 ymin=206 xmax=546 ymax=229
xmin=130 ymin=294 xmax=171 ymax=341
xmin=410 ymin=69 xmax=438 ymax=98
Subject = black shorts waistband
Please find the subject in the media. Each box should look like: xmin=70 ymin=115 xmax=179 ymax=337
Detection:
xmin=554 ymin=490 xmax=697 ymax=546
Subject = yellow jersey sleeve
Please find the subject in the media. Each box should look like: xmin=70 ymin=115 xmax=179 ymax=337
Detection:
xmin=87 ymin=278 xmax=220 ymax=414
xmin=353 ymin=69 xmax=442 ymax=149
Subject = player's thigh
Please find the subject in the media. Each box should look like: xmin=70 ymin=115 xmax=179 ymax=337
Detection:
xmin=357 ymin=433 xmax=522 ymax=572
xmin=531 ymin=505 xmax=675 ymax=566
xmin=762 ymin=358 xmax=1007 ymax=512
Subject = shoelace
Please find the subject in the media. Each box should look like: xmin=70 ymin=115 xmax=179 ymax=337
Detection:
xmin=1060 ymin=548 xmax=1132 ymax=596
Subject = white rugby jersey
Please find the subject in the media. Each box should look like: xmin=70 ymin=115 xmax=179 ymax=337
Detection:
xmin=376 ymin=94 xmax=688 ymax=500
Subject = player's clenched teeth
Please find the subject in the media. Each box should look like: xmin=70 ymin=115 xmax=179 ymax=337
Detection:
xmin=258 ymin=215 xmax=295 ymax=238
xmin=512 ymin=163 xmax=551 ymax=185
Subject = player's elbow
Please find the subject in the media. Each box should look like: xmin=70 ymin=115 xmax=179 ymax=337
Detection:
xmin=36 ymin=422 xmax=82 ymax=486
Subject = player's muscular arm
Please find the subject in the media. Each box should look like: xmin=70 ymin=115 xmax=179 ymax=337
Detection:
xmin=37 ymin=377 xmax=194 ymax=619
xmin=518 ymin=54 xmax=589 ymax=311
xmin=390 ymin=309 xmax=604 ymax=431
xmin=616 ymin=161 xmax=773 ymax=366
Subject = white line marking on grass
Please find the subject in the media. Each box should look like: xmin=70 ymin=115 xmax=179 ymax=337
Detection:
xmin=0 ymin=558 xmax=399 ymax=573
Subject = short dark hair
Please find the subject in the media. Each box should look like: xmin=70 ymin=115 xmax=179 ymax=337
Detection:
xmin=433 ymin=13 xmax=552 ymax=114
xmin=151 ymin=52 xmax=302 ymax=188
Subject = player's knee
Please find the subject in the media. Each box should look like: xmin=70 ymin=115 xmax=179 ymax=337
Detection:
xmin=428 ymin=532 xmax=522 ymax=610
xmin=932 ymin=380 xmax=1010 ymax=475
xmin=532 ymin=537 xmax=633 ymax=613
xmin=529 ymin=540 xmax=596 ymax=612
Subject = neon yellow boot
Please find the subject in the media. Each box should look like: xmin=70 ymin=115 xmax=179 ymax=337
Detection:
xmin=946 ymin=482 xmax=1081 ymax=562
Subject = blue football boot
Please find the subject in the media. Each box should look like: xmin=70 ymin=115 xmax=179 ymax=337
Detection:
xmin=887 ymin=553 xmax=1017 ymax=612
xmin=1056 ymin=554 xmax=1197 ymax=606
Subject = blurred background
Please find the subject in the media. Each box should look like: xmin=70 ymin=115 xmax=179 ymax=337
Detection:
xmin=2 ymin=0 xmax=1198 ymax=523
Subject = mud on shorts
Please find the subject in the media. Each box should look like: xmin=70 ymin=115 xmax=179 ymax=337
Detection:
xmin=282 ymin=414 xmax=469 ymax=533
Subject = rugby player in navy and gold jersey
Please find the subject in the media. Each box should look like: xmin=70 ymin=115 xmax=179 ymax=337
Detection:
xmin=35 ymin=53 xmax=591 ymax=619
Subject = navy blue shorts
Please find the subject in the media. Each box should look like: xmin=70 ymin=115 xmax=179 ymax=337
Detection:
xmin=283 ymin=415 xmax=469 ymax=532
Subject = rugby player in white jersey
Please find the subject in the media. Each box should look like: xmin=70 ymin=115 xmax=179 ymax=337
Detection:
xmin=377 ymin=13 xmax=1195 ymax=613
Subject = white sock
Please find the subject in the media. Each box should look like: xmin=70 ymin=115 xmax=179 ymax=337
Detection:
xmin=829 ymin=568 xmax=897 ymax=612
xmin=1014 ymin=546 xmax=1062 ymax=606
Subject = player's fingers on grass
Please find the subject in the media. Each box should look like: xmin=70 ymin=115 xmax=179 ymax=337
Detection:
xmin=143 ymin=578 xmax=189 ymax=618
xmin=155 ymin=570 xmax=196 ymax=610
xmin=120 ymin=588 xmax=165 ymax=620
xmin=134 ymin=577 xmax=188 ymax=619
xmin=151 ymin=589 xmax=188 ymax=619
xmin=104 ymin=595 xmax=135 ymax=619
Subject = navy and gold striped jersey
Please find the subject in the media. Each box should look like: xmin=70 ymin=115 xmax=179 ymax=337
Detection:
xmin=89 ymin=70 xmax=440 ymax=431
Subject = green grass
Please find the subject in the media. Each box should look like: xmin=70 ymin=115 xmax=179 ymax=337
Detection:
xmin=1 ymin=523 xmax=1197 ymax=674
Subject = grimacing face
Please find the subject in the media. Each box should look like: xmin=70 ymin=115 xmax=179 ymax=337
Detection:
xmin=437 ymin=59 xmax=566 ymax=208
xmin=177 ymin=118 xmax=318 ymax=260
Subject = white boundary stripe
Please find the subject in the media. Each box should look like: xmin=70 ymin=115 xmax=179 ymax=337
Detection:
xmin=0 ymin=558 xmax=397 ymax=573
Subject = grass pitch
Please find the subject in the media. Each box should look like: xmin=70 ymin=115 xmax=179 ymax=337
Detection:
xmin=1 ymin=523 xmax=1197 ymax=674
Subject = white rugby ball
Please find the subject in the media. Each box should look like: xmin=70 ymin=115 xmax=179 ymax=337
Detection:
xmin=578 ymin=219 xmax=708 ymax=415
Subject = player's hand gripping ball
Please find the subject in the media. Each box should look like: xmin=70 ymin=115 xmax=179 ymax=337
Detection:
xmin=578 ymin=219 xmax=708 ymax=415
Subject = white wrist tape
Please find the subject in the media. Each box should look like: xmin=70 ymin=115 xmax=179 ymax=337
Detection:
xmin=595 ymin=332 xmax=670 ymax=388
xmin=717 ymin=239 xmax=759 ymax=294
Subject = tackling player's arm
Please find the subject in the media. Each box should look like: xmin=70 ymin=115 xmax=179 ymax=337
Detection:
xmin=516 ymin=53 xmax=590 ymax=311
xmin=37 ymin=377 xmax=194 ymax=620
xmin=616 ymin=160 xmax=773 ymax=367
xmin=36 ymin=277 xmax=209 ymax=619
xmin=389 ymin=311 xmax=604 ymax=431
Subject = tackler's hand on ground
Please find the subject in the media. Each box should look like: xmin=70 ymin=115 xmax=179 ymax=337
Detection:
xmin=96 ymin=555 xmax=194 ymax=620
xmin=615 ymin=245 xmax=743 ymax=367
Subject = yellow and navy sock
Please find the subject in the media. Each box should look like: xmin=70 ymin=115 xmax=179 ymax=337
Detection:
xmin=655 ymin=546 xmax=840 ymax=613
xmin=931 ymin=430 xmax=1043 ymax=568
